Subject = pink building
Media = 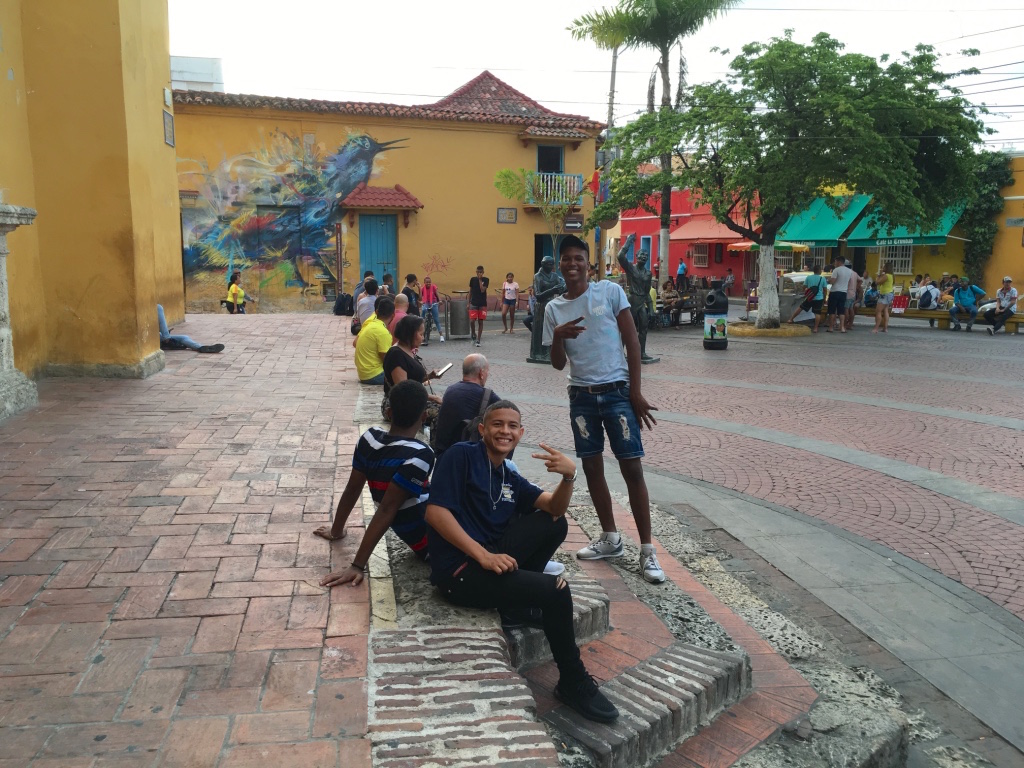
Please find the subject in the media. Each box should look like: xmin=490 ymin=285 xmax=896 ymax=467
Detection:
xmin=617 ymin=189 xmax=747 ymax=286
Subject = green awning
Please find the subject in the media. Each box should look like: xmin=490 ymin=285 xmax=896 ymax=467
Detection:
xmin=777 ymin=194 xmax=872 ymax=248
xmin=845 ymin=207 xmax=963 ymax=247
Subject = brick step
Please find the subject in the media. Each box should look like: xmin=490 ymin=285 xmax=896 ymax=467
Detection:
xmin=506 ymin=575 xmax=610 ymax=671
xmin=543 ymin=642 xmax=752 ymax=768
xmin=368 ymin=627 xmax=560 ymax=768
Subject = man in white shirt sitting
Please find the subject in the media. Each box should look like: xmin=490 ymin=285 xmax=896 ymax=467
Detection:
xmin=985 ymin=276 xmax=1017 ymax=335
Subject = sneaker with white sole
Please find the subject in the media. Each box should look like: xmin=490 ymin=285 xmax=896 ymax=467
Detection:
xmin=439 ymin=335 xmax=445 ymax=342
xmin=543 ymin=560 xmax=566 ymax=576
xmin=577 ymin=536 xmax=624 ymax=560
xmin=987 ymin=327 xmax=995 ymax=336
xmin=641 ymin=550 xmax=666 ymax=583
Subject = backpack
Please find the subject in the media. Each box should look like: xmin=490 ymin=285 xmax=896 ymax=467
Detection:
xmin=864 ymin=288 xmax=879 ymax=307
xmin=333 ymin=293 xmax=354 ymax=316
xmin=918 ymin=288 xmax=934 ymax=309
xmin=460 ymin=388 xmax=493 ymax=443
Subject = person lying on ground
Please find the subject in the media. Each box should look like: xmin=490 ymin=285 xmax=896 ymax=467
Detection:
xmin=317 ymin=380 xmax=434 ymax=587
xmin=157 ymin=305 xmax=223 ymax=353
xmin=424 ymin=400 xmax=619 ymax=723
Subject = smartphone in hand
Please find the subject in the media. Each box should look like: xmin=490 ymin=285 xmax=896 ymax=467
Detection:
xmin=436 ymin=362 xmax=453 ymax=378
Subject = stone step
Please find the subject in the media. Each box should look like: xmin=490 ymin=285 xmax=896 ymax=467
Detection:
xmin=505 ymin=575 xmax=610 ymax=671
xmin=368 ymin=626 xmax=560 ymax=768
xmin=543 ymin=641 xmax=752 ymax=768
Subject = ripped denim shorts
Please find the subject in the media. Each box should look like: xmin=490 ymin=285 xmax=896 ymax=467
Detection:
xmin=567 ymin=382 xmax=645 ymax=460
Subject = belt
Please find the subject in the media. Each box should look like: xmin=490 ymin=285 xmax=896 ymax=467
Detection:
xmin=569 ymin=381 xmax=627 ymax=395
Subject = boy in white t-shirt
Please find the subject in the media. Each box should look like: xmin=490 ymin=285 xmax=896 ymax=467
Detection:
xmin=543 ymin=234 xmax=665 ymax=584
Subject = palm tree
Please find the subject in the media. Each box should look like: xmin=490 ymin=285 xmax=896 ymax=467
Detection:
xmin=571 ymin=0 xmax=738 ymax=280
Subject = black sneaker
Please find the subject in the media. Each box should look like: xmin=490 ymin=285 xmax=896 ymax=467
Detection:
xmin=555 ymin=673 xmax=619 ymax=723
xmin=499 ymin=607 xmax=544 ymax=630
xmin=952 ymin=324 xmax=961 ymax=331
xmin=198 ymin=344 xmax=225 ymax=353
xmin=987 ymin=327 xmax=995 ymax=336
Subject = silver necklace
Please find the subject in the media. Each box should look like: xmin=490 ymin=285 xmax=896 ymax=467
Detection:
xmin=489 ymin=460 xmax=505 ymax=510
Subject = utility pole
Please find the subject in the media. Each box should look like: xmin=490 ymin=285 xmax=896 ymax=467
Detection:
xmin=598 ymin=47 xmax=619 ymax=280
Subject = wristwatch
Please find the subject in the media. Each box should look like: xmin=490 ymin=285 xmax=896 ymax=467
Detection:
xmin=562 ymin=469 xmax=577 ymax=483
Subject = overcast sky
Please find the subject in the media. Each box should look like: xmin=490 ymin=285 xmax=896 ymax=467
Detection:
xmin=169 ymin=0 xmax=1024 ymax=148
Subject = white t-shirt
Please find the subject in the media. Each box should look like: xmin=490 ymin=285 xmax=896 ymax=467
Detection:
xmin=919 ymin=285 xmax=941 ymax=308
xmin=542 ymin=281 xmax=630 ymax=387
xmin=503 ymin=281 xmax=519 ymax=301
xmin=829 ymin=265 xmax=853 ymax=294
xmin=357 ymin=294 xmax=378 ymax=323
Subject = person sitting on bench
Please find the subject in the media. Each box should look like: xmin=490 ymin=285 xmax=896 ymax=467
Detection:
xmin=317 ymin=380 xmax=434 ymax=587
xmin=424 ymin=400 xmax=619 ymax=723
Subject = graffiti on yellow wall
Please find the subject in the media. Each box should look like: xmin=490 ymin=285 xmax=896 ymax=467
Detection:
xmin=179 ymin=130 xmax=404 ymax=311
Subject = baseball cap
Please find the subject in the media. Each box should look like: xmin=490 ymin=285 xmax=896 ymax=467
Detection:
xmin=941 ymin=271 xmax=949 ymax=276
xmin=1003 ymin=276 xmax=1013 ymax=282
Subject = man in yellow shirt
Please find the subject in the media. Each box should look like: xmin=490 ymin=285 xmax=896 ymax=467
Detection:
xmin=355 ymin=298 xmax=396 ymax=384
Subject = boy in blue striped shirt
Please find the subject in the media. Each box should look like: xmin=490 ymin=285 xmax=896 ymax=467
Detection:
xmin=317 ymin=380 xmax=435 ymax=588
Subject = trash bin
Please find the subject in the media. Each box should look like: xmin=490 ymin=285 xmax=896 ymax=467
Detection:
xmin=703 ymin=283 xmax=729 ymax=350
xmin=448 ymin=290 xmax=471 ymax=340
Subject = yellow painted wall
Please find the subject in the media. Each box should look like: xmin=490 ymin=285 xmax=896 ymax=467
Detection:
xmin=119 ymin=0 xmax=184 ymax=327
xmin=866 ymin=234 xmax=965 ymax=287
xmin=19 ymin=0 xmax=178 ymax=368
xmin=174 ymin=105 xmax=596 ymax=309
xmin=0 ymin=0 xmax=48 ymax=376
xmin=989 ymin=153 xmax=1024 ymax=290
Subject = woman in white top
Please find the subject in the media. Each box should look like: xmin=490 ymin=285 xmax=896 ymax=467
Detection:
xmin=501 ymin=272 xmax=520 ymax=333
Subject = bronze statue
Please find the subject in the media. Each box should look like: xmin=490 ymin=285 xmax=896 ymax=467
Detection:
xmin=528 ymin=255 xmax=566 ymax=363
xmin=617 ymin=235 xmax=657 ymax=363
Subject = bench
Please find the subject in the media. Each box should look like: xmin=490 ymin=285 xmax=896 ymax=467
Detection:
xmin=817 ymin=304 xmax=1020 ymax=333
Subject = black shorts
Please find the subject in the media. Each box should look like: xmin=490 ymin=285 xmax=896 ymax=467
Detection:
xmin=827 ymin=292 xmax=846 ymax=315
xmin=800 ymin=297 xmax=824 ymax=313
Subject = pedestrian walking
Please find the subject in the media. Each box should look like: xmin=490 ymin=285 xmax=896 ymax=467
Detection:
xmin=826 ymin=256 xmax=852 ymax=333
xmin=420 ymin=276 xmax=444 ymax=345
xmin=501 ymin=273 xmax=520 ymax=333
xmin=224 ymin=271 xmax=255 ymax=314
xmin=469 ymin=265 xmax=489 ymax=347
xmin=872 ymin=263 xmax=895 ymax=333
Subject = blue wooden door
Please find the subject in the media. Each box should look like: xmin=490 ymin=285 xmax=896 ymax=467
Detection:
xmin=359 ymin=214 xmax=397 ymax=280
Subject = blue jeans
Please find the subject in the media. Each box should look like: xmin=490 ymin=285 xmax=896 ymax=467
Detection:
xmin=157 ymin=305 xmax=202 ymax=351
xmin=360 ymin=372 xmax=386 ymax=385
xmin=567 ymin=383 xmax=645 ymax=460
xmin=423 ymin=303 xmax=442 ymax=339
xmin=950 ymin=304 xmax=977 ymax=325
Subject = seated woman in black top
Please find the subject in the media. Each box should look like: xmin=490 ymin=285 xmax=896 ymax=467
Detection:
xmin=384 ymin=315 xmax=442 ymax=422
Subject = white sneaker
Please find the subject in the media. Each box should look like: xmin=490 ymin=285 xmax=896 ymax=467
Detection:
xmin=641 ymin=550 xmax=666 ymax=584
xmin=439 ymin=335 xmax=445 ymax=342
xmin=544 ymin=560 xmax=565 ymax=576
xmin=577 ymin=536 xmax=624 ymax=560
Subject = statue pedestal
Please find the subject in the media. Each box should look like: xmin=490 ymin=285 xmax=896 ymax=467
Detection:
xmin=0 ymin=204 xmax=39 ymax=422
xmin=526 ymin=356 xmax=550 ymax=365
xmin=641 ymin=356 xmax=660 ymax=365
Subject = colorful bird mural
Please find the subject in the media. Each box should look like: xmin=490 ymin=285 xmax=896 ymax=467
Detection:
xmin=179 ymin=130 xmax=405 ymax=310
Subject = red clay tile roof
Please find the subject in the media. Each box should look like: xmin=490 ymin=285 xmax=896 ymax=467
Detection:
xmin=341 ymin=183 xmax=424 ymax=210
xmin=173 ymin=71 xmax=603 ymax=133
xmin=519 ymin=126 xmax=592 ymax=140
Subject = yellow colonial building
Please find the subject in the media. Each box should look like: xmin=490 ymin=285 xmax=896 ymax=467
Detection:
xmin=0 ymin=0 xmax=181 ymax=383
xmin=173 ymin=74 xmax=603 ymax=312
xmin=989 ymin=152 xmax=1024 ymax=288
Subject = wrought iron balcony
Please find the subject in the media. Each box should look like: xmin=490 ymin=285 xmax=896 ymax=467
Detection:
xmin=526 ymin=173 xmax=585 ymax=206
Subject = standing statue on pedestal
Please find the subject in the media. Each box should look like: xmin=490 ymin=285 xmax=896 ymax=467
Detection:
xmin=617 ymin=235 xmax=659 ymax=364
xmin=528 ymin=255 xmax=566 ymax=363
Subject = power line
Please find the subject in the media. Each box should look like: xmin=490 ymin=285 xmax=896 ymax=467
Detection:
xmin=935 ymin=23 xmax=1024 ymax=44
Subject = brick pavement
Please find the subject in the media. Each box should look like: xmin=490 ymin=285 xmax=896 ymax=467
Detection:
xmin=0 ymin=315 xmax=372 ymax=767
xmin=456 ymin=331 xmax=1024 ymax=622
xmin=1 ymin=312 xmax=1022 ymax=766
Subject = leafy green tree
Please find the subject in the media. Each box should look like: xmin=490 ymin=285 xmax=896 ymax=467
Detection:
xmin=494 ymin=169 xmax=588 ymax=257
xmin=958 ymin=151 xmax=1014 ymax=285
xmin=570 ymin=0 xmax=738 ymax=279
xmin=592 ymin=31 xmax=987 ymax=327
